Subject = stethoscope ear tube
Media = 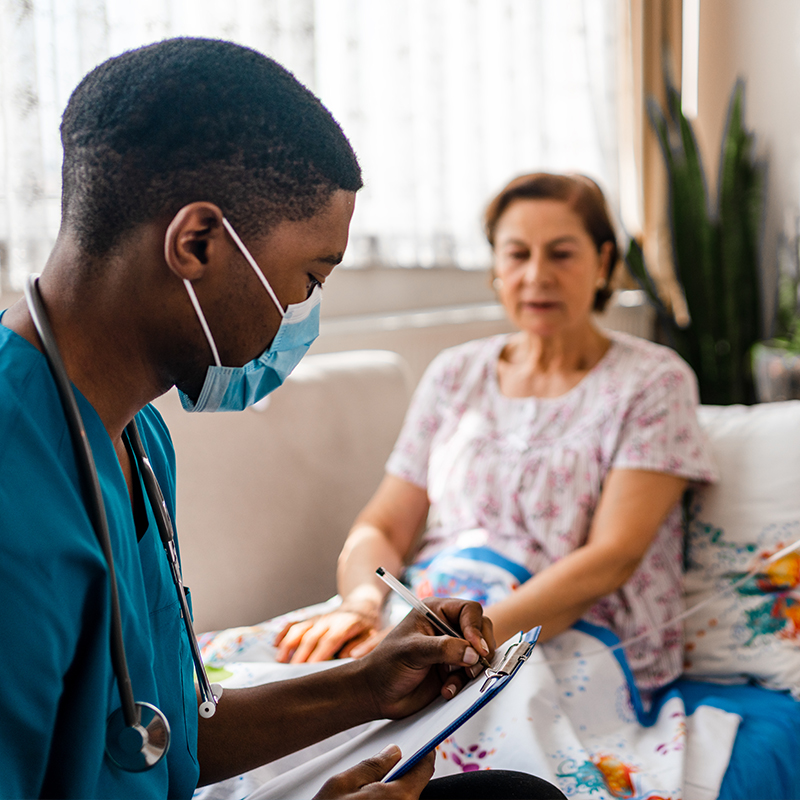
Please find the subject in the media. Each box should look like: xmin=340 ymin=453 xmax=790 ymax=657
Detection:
xmin=24 ymin=276 xmax=140 ymax=732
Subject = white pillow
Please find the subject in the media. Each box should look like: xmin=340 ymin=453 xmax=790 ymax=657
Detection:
xmin=683 ymin=401 xmax=800 ymax=697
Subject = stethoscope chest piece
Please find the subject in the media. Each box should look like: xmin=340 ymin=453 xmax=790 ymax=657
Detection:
xmin=105 ymin=701 xmax=171 ymax=772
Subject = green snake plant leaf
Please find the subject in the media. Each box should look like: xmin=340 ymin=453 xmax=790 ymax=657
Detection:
xmin=625 ymin=237 xmax=692 ymax=362
xmin=624 ymin=236 xmax=664 ymax=312
xmin=718 ymin=80 xmax=765 ymax=401
xmin=647 ymin=91 xmax=717 ymax=385
xmin=641 ymin=79 xmax=764 ymax=404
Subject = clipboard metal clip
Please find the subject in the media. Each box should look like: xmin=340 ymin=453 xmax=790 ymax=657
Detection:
xmin=479 ymin=634 xmax=532 ymax=693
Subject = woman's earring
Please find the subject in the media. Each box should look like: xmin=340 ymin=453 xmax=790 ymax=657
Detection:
xmin=492 ymin=277 xmax=503 ymax=291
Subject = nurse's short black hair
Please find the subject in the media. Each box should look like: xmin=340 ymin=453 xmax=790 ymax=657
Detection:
xmin=60 ymin=37 xmax=362 ymax=256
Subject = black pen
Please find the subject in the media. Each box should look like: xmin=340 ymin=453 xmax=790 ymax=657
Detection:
xmin=376 ymin=566 xmax=492 ymax=671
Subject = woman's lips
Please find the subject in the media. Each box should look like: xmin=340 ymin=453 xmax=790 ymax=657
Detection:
xmin=521 ymin=300 xmax=560 ymax=311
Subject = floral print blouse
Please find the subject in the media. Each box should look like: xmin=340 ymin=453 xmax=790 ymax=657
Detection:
xmin=386 ymin=331 xmax=717 ymax=690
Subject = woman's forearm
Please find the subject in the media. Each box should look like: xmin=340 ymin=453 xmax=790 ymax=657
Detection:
xmin=273 ymin=524 xmax=404 ymax=663
xmin=336 ymin=523 xmax=403 ymax=611
xmin=273 ymin=478 xmax=430 ymax=664
xmin=488 ymin=470 xmax=688 ymax=644
xmin=336 ymin=475 xmax=431 ymax=611
xmin=486 ymin=541 xmax=640 ymax=644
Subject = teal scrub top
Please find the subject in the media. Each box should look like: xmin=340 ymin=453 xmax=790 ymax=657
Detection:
xmin=0 ymin=319 xmax=200 ymax=798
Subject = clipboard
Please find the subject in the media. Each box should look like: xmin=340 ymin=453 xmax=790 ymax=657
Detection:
xmin=384 ymin=625 xmax=542 ymax=782
xmin=247 ymin=627 xmax=543 ymax=800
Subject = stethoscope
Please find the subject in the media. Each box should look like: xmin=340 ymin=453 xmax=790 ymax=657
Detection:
xmin=24 ymin=275 xmax=222 ymax=773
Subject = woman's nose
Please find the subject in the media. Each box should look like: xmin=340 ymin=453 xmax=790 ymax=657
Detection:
xmin=522 ymin=252 xmax=551 ymax=285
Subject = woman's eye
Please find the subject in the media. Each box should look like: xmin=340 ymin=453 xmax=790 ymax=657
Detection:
xmin=551 ymin=250 xmax=574 ymax=261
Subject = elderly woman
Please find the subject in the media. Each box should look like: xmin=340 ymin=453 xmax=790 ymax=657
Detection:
xmin=276 ymin=173 xmax=716 ymax=694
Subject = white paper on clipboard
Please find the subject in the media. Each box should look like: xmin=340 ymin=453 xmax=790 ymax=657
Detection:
xmin=383 ymin=626 xmax=541 ymax=782
xmin=247 ymin=628 xmax=541 ymax=800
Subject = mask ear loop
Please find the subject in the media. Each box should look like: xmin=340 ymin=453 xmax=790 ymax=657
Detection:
xmin=163 ymin=216 xmax=223 ymax=369
xmin=182 ymin=280 xmax=222 ymax=368
xmin=222 ymin=218 xmax=286 ymax=318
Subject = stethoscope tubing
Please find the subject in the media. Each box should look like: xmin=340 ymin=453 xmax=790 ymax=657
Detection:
xmin=23 ymin=274 xmax=218 ymax=758
xmin=24 ymin=276 xmax=140 ymax=728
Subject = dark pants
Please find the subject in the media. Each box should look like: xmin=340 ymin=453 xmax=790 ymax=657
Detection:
xmin=421 ymin=770 xmax=567 ymax=799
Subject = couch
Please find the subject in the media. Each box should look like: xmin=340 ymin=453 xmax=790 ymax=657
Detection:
xmin=157 ymin=348 xmax=800 ymax=799
xmin=154 ymin=346 xmax=800 ymax=692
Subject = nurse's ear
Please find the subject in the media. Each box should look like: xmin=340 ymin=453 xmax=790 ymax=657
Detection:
xmin=163 ymin=202 xmax=227 ymax=281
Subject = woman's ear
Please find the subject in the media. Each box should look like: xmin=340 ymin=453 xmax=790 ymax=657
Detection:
xmin=164 ymin=202 xmax=226 ymax=281
xmin=598 ymin=241 xmax=615 ymax=283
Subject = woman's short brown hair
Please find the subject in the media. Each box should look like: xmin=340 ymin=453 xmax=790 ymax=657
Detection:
xmin=484 ymin=172 xmax=619 ymax=312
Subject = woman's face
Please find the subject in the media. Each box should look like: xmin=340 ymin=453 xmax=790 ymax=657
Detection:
xmin=492 ymin=198 xmax=612 ymax=340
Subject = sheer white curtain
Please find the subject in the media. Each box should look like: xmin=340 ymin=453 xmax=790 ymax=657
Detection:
xmin=0 ymin=0 xmax=618 ymax=293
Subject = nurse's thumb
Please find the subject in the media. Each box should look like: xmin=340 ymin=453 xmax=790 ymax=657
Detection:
xmin=312 ymin=745 xmax=402 ymax=797
xmin=361 ymin=744 xmax=403 ymax=778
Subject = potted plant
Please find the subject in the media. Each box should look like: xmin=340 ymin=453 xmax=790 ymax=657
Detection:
xmin=751 ymin=225 xmax=800 ymax=401
xmin=625 ymin=79 xmax=766 ymax=405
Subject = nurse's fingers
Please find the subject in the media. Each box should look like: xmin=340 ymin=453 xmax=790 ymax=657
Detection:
xmin=312 ymin=746 xmax=434 ymax=799
xmin=426 ymin=597 xmax=495 ymax=663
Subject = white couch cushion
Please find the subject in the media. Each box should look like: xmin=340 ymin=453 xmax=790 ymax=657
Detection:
xmin=683 ymin=401 xmax=800 ymax=697
xmin=153 ymin=350 xmax=413 ymax=633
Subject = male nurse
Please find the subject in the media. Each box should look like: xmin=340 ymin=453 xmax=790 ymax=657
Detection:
xmin=0 ymin=38 xmax=495 ymax=799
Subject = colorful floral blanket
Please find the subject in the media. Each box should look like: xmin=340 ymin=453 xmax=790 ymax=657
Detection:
xmin=194 ymin=615 xmax=739 ymax=800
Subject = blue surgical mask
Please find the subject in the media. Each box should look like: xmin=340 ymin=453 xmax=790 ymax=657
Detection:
xmin=178 ymin=218 xmax=321 ymax=412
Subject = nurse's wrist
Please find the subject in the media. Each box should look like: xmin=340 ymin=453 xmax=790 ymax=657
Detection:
xmin=328 ymin=658 xmax=381 ymax=727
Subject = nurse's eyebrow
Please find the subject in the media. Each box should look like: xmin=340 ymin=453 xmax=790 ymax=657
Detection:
xmin=316 ymin=252 xmax=344 ymax=266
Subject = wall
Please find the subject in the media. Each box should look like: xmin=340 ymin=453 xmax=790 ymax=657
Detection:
xmin=695 ymin=0 xmax=800 ymax=335
xmin=1 ymin=277 xmax=654 ymax=397
xmin=311 ymin=266 xmax=654 ymax=385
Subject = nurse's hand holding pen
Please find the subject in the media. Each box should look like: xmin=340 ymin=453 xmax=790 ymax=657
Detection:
xmin=358 ymin=595 xmax=495 ymax=718
xmin=198 ymin=596 xmax=493 ymax=796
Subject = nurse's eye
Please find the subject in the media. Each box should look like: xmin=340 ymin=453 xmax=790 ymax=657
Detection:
xmin=306 ymin=276 xmax=322 ymax=298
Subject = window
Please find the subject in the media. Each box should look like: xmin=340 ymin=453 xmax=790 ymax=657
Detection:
xmin=0 ymin=0 xmax=618 ymax=291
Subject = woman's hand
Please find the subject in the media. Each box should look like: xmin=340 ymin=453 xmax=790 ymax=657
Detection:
xmin=338 ymin=626 xmax=392 ymax=659
xmin=275 ymin=601 xmax=381 ymax=663
xmin=358 ymin=597 xmax=495 ymax=720
xmin=313 ymin=746 xmax=434 ymax=800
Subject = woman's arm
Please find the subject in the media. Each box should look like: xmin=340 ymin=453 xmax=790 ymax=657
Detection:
xmin=486 ymin=468 xmax=688 ymax=644
xmin=338 ymin=474 xmax=430 ymax=601
xmin=275 ymin=474 xmax=430 ymax=662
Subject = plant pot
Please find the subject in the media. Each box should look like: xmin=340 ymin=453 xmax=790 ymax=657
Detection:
xmin=752 ymin=341 xmax=800 ymax=402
